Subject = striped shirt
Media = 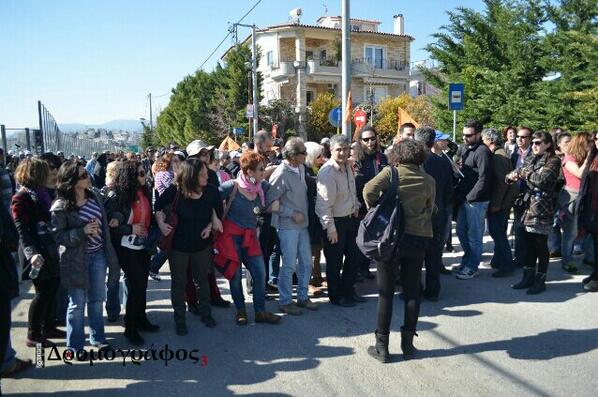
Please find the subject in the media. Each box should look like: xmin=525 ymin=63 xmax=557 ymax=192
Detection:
xmin=78 ymin=198 xmax=104 ymax=252
xmin=154 ymin=170 xmax=174 ymax=197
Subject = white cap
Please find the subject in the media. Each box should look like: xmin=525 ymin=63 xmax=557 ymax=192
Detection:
xmin=186 ymin=140 xmax=215 ymax=157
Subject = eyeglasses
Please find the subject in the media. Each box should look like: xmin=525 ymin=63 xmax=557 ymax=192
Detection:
xmin=532 ymin=140 xmax=544 ymax=146
xmin=362 ymin=137 xmax=377 ymax=142
xmin=517 ymin=135 xmax=530 ymax=139
xmin=78 ymin=172 xmax=89 ymax=180
xmin=463 ymin=134 xmax=475 ymax=138
xmin=138 ymin=170 xmax=146 ymax=177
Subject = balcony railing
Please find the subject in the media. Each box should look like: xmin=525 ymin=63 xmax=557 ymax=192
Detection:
xmin=352 ymin=58 xmax=408 ymax=71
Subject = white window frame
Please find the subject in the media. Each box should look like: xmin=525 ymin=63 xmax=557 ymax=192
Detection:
xmin=364 ymin=44 xmax=387 ymax=69
xmin=266 ymin=50 xmax=275 ymax=66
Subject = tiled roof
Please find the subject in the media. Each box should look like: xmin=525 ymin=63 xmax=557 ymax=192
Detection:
xmin=316 ymin=16 xmax=382 ymax=24
xmin=221 ymin=23 xmax=414 ymax=59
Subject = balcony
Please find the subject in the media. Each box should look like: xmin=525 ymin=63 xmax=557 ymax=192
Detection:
xmin=351 ymin=58 xmax=409 ymax=80
xmin=306 ymin=56 xmax=341 ymax=75
xmin=266 ymin=60 xmax=295 ymax=81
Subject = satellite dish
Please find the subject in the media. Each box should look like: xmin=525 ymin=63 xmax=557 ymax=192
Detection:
xmin=289 ymin=8 xmax=302 ymax=24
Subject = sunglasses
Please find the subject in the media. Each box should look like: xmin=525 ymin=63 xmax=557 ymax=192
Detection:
xmin=138 ymin=170 xmax=146 ymax=177
xmin=463 ymin=134 xmax=475 ymax=138
xmin=517 ymin=135 xmax=530 ymax=139
xmin=532 ymin=140 xmax=544 ymax=146
xmin=362 ymin=137 xmax=377 ymax=142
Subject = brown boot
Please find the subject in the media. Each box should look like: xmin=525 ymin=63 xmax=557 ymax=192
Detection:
xmin=255 ymin=311 xmax=281 ymax=324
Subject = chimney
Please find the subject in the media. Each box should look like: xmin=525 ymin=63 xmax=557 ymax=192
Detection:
xmin=393 ymin=14 xmax=404 ymax=35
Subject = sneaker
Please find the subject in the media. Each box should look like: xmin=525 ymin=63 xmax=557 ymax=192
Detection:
xmin=120 ymin=235 xmax=145 ymax=250
xmin=491 ymin=268 xmax=514 ymax=278
xmin=201 ymin=314 xmax=216 ymax=328
xmin=91 ymin=342 xmax=111 ymax=351
xmin=0 ymin=358 xmax=33 ymax=378
xmin=280 ymin=303 xmax=303 ymax=316
xmin=456 ymin=267 xmax=479 ymax=280
xmin=297 ymin=298 xmax=319 ymax=311
xmin=149 ymin=272 xmax=162 ymax=281
xmin=583 ymin=279 xmax=598 ymax=292
xmin=175 ymin=323 xmax=188 ymax=336
xmin=255 ymin=311 xmax=281 ymax=324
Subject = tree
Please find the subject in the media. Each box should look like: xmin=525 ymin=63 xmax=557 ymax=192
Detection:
xmin=258 ymin=99 xmax=296 ymax=139
xmin=306 ymin=92 xmax=341 ymax=142
xmin=373 ymin=94 xmax=435 ymax=144
xmin=423 ymin=0 xmax=551 ymax=132
xmin=140 ymin=124 xmax=154 ymax=149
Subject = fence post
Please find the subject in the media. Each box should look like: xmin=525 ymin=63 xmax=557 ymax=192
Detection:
xmin=1 ymin=125 xmax=7 ymax=156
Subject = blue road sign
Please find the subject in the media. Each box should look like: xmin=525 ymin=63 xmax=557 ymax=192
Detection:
xmin=448 ymin=83 xmax=464 ymax=111
xmin=233 ymin=127 xmax=245 ymax=136
xmin=328 ymin=107 xmax=342 ymax=128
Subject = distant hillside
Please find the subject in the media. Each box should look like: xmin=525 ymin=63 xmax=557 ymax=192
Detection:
xmin=59 ymin=119 xmax=143 ymax=133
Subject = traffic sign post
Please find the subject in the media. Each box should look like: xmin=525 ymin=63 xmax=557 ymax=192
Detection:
xmin=448 ymin=83 xmax=464 ymax=141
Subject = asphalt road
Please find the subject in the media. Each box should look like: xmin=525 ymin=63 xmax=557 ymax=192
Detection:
xmin=3 ymin=233 xmax=598 ymax=397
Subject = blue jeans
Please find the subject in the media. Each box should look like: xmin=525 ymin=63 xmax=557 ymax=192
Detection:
xmin=487 ymin=209 xmax=513 ymax=270
xmin=277 ymin=228 xmax=312 ymax=305
xmin=66 ymin=250 xmax=107 ymax=350
xmin=229 ymin=236 xmax=266 ymax=313
xmin=269 ymin=242 xmax=281 ymax=284
xmin=456 ymin=201 xmax=489 ymax=271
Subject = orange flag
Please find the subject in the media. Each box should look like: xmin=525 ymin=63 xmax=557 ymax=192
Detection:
xmin=397 ymin=107 xmax=420 ymax=132
xmin=344 ymin=90 xmax=353 ymax=125
xmin=219 ymin=136 xmax=240 ymax=152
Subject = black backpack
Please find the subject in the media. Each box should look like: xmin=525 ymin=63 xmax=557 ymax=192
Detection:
xmin=356 ymin=166 xmax=404 ymax=263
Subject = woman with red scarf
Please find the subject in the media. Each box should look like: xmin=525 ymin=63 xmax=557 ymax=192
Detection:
xmin=215 ymin=152 xmax=281 ymax=325
xmin=578 ymin=132 xmax=598 ymax=292
xmin=105 ymin=160 xmax=159 ymax=345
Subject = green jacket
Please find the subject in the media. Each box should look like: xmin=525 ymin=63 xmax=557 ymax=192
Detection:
xmin=363 ymin=164 xmax=435 ymax=238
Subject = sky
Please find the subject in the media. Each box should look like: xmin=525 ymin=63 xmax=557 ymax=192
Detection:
xmin=0 ymin=0 xmax=485 ymax=128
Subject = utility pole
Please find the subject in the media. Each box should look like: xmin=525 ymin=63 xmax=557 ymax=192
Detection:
xmin=148 ymin=93 xmax=153 ymax=131
xmin=341 ymin=0 xmax=351 ymax=138
xmin=234 ymin=23 xmax=259 ymax=137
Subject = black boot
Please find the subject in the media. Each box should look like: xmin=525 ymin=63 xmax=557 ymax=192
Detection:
xmin=400 ymin=327 xmax=418 ymax=359
xmin=526 ymin=272 xmax=546 ymax=295
xmin=367 ymin=330 xmax=390 ymax=363
xmin=124 ymin=326 xmax=144 ymax=346
xmin=512 ymin=267 xmax=535 ymax=290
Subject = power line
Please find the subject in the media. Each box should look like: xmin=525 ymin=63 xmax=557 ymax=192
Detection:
xmin=197 ymin=0 xmax=263 ymax=70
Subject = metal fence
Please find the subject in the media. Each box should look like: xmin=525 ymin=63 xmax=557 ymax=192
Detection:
xmin=38 ymin=101 xmax=123 ymax=159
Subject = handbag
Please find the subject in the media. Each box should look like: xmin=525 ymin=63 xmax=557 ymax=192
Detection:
xmin=158 ymin=189 xmax=180 ymax=251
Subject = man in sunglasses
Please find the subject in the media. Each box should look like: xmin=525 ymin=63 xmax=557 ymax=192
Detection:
xmin=510 ymin=127 xmax=534 ymax=267
xmin=454 ymin=119 xmax=492 ymax=280
xmin=354 ymin=126 xmax=388 ymax=281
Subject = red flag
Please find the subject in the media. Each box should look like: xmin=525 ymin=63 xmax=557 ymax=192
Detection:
xmin=344 ymin=90 xmax=353 ymax=125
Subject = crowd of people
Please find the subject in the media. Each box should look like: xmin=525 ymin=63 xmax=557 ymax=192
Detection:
xmin=0 ymin=121 xmax=597 ymax=377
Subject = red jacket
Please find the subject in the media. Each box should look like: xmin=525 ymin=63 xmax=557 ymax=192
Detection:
xmin=213 ymin=219 xmax=261 ymax=280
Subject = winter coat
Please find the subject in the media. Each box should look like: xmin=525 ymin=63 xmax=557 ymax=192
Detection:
xmin=0 ymin=205 xmax=19 ymax=300
xmin=50 ymin=188 xmax=119 ymax=289
xmin=11 ymin=188 xmax=59 ymax=280
xmin=516 ymin=153 xmax=561 ymax=232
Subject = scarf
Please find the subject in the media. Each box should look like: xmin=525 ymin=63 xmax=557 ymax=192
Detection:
xmin=235 ymin=171 xmax=264 ymax=206
xmin=589 ymin=154 xmax=598 ymax=213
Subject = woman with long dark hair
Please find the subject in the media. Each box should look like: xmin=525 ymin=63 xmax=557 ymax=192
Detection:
xmin=11 ymin=158 xmax=61 ymax=347
xmin=578 ymin=132 xmax=598 ymax=292
xmin=155 ymin=159 xmax=221 ymax=335
xmin=51 ymin=160 xmax=118 ymax=352
xmin=508 ymin=131 xmax=561 ymax=294
xmin=105 ymin=160 xmax=159 ymax=346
